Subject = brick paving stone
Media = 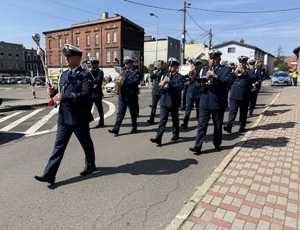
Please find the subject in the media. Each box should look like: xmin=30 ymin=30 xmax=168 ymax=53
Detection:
xmin=176 ymin=88 xmax=300 ymax=230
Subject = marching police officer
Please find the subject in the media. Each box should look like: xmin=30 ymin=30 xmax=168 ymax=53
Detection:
xmin=181 ymin=59 xmax=202 ymax=129
xmin=150 ymin=57 xmax=184 ymax=146
xmin=248 ymin=59 xmax=263 ymax=116
xmin=108 ymin=56 xmax=140 ymax=135
xmin=90 ymin=58 xmax=105 ymax=128
xmin=34 ymin=44 xmax=96 ymax=184
xmin=189 ymin=50 xmax=234 ymax=155
xmin=223 ymin=56 xmax=256 ymax=133
xmin=147 ymin=60 xmax=167 ymax=124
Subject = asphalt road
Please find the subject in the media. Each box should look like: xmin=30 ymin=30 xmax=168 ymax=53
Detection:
xmin=0 ymin=81 xmax=283 ymax=230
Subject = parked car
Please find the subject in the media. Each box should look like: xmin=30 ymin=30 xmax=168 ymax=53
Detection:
xmin=105 ymin=79 xmax=117 ymax=93
xmin=271 ymin=71 xmax=292 ymax=86
xmin=33 ymin=78 xmax=45 ymax=86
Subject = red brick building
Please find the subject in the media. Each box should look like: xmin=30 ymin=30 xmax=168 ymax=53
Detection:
xmin=43 ymin=12 xmax=144 ymax=78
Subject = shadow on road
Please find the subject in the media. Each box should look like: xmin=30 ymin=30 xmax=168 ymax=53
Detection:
xmin=48 ymin=158 xmax=198 ymax=189
xmin=0 ymin=132 xmax=25 ymax=145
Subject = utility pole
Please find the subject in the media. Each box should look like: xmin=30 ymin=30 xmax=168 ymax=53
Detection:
xmin=181 ymin=1 xmax=190 ymax=65
xmin=208 ymin=29 xmax=212 ymax=49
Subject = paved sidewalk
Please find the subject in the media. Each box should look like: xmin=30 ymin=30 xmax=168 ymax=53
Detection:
xmin=167 ymin=86 xmax=300 ymax=230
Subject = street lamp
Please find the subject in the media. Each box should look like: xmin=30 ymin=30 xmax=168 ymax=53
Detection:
xmin=149 ymin=13 xmax=159 ymax=61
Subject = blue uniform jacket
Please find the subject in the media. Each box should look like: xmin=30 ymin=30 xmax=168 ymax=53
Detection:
xmin=159 ymin=72 xmax=184 ymax=107
xmin=56 ymin=66 xmax=94 ymax=125
xmin=230 ymin=69 xmax=256 ymax=100
xmin=119 ymin=68 xmax=140 ymax=101
xmin=150 ymin=68 xmax=168 ymax=95
xmin=186 ymin=69 xmax=201 ymax=99
xmin=200 ymin=65 xmax=234 ymax=110
xmin=91 ymin=68 xmax=104 ymax=98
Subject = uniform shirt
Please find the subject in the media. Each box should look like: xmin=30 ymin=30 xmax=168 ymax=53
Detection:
xmin=230 ymin=69 xmax=256 ymax=100
xmin=119 ymin=68 xmax=140 ymax=101
xmin=150 ymin=68 xmax=168 ymax=95
xmin=186 ymin=68 xmax=201 ymax=99
xmin=56 ymin=66 xmax=94 ymax=125
xmin=91 ymin=68 xmax=104 ymax=98
xmin=200 ymin=65 xmax=234 ymax=110
xmin=159 ymin=71 xmax=184 ymax=107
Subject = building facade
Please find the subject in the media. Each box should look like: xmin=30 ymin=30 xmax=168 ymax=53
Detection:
xmin=0 ymin=41 xmax=25 ymax=77
xmin=212 ymin=40 xmax=275 ymax=75
xmin=144 ymin=36 xmax=180 ymax=67
xmin=23 ymin=48 xmax=45 ymax=77
xmin=185 ymin=42 xmax=209 ymax=61
xmin=43 ymin=12 xmax=144 ymax=79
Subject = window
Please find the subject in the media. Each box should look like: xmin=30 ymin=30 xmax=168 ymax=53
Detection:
xmin=33 ymin=63 xmax=37 ymax=70
xmin=27 ymin=63 xmax=32 ymax=70
xmin=59 ymin=53 xmax=62 ymax=64
xmin=16 ymin=54 xmax=19 ymax=60
xmin=49 ymin=40 xmax=52 ymax=49
xmin=113 ymin=51 xmax=117 ymax=62
xmin=8 ymin=63 xmax=12 ymax=69
xmin=1 ymin=63 xmax=4 ymax=68
xmin=228 ymin=47 xmax=235 ymax=53
xmin=95 ymin=34 xmax=99 ymax=45
xmin=48 ymin=54 xmax=52 ymax=65
xmin=8 ymin=54 xmax=12 ymax=60
xmin=86 ymin=35 xmax=90 ymax=46
xmin=27 ymin=54 xmax=31 ymax=60
xmin=58 ymin=38 xmax=62 ymax=48
xmin=0 ymin=53 xmax=3 ymax=58
xmin=33 ymin=55 xmax=37 ymax=60
xmin=95 ymin=51 xmax=99 ymax=60
xmin=113 ymin=32 xmax=117 ymax=43
xmin=106 ymin=51 xmax=111 ymax=63
xmin=76 ymin=36 xmax=80 ymax=46
xmin=86 ymin=52 xmax=91 ymax=60
xmin=106 ymin=32 xmax=110 ymax=44
xmin=65 ymin=38 xmax=68 ymax=44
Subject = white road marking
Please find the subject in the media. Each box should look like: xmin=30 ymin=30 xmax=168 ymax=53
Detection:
xmin=0 ymin=111 xmax=23 ymax=123
xmin=0 ymin=108 xmax=44 ymax=131
xmin=25 ymin=107 xmax=58 ymax=135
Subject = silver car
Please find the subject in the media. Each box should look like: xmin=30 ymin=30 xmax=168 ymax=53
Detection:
xmin=271 ymin=71 xmax=292 ymax=86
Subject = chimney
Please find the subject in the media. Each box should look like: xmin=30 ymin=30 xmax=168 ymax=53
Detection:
xmin=240 ymin=38 xmax=244 ymax=44
xmin=102 ymin=12 xmax=108 ymax=19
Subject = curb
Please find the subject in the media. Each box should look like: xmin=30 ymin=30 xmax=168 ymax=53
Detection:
xmin=165 ymin=92 xmax=281 ymax=230
xmin=0 ymin=102 xmax=49 ymax=112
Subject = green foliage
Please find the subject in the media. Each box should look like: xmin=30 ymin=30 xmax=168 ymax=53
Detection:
xmin=274 ymin=57 xmax=289 ymax=71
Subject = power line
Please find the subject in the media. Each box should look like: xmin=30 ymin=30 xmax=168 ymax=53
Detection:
xmin=123 ymin=0 xmax=180 ymax=11
xmin=190 ymin=6 xmax=300 ymax=14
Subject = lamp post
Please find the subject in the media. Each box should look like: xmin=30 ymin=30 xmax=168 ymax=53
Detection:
xmin=150 ymin=13 xmax=159 ymax=61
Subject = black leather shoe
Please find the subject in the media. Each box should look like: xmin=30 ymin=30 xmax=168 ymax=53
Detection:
xmin=34 ymin=174 xmax=55 ymax=185
xmin=181 ymin=124 xmax=188 ymax=129
xmin=147 ymin=119 xmax=154 ymax=124
xmin=171 ymin=135 xmax=179 ymax=141
xmin=130 ymin=127 xmax=137 ymax=133
xmin=108 ymin=129 xmax=119 ymax=135
xmin=189 ymin=147 xmax=202 ymax=155
xmin=239 ymin=127 xmax=245 ymax=132
xmin=214 ymin=146 xmax=221 ymax=152
xmin=95 ymin=124 xmax=105 ymax=128
xmin=223 ymin=126 xmax=232 ymax=134
xmin=150 ymin=138 xmax=162 ymax=146
xmin=80 ymin=165 xmax=96 ymax=176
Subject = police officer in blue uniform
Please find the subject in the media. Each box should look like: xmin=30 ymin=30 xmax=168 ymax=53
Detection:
xmin=34 ymin=44 xmax=96 ymax=185
xmin=147 ymin=60 xmax=167 ymax=124
xmin=181 ymin=59 xmax=202 ymax=129
xmin=248 ymin=59 xmax=263 ymax=116
xmin=150 ymin=57 xmax=184 ymax=146
xmin=90 ymin=58 xmax=105 ymax=128
xmin=108 ymin=56 xmax=140 ymax=135
xmin=189 ymin=50 xmax=234 ymax=155
xmin=223 ymin=56 xmax=257 ymax=133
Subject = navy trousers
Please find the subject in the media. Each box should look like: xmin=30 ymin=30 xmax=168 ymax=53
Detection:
xmin=44 ymin=123 xmax=95 ymax=177
xmin=113 ymin=99 xmax=137 ymax=131
xmin=194 ymin=108 xmax=224 ymax=149
xmin=182 ymin=97 xmax=200 ymax=127
xmin=156 ymin=106 xmax=180 ymax=140
xmin=149 ymin=94 xmax=161 ymax=121
xmin=227 ymin=99 xmax=249 ymax=129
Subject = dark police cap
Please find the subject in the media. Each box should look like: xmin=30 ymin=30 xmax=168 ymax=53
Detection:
xmin=248 ymin=59 xmax=255 ymax=65
xmin=208 ymin=49 xmax=222 ymax=58
xmin=154 ymin=60 xmax=164 ymax=67
xmin=168 ymin=57 xmax=180 ymax=66
xmin=193 ymin=59 xmax=201 ymax=65
xmin=238 ymin=56 xmax=249 ymax=63
xmin=124 ymin=56 xmax=134 ymax=64
xmin=90 ymin=58 xmax=99 ymax=64
xmin=62 ymin=44 xmax=83 ymax=57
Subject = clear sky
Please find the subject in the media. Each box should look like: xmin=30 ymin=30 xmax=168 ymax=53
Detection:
xmin=0 ymin=0 xmax=299 ymax=57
